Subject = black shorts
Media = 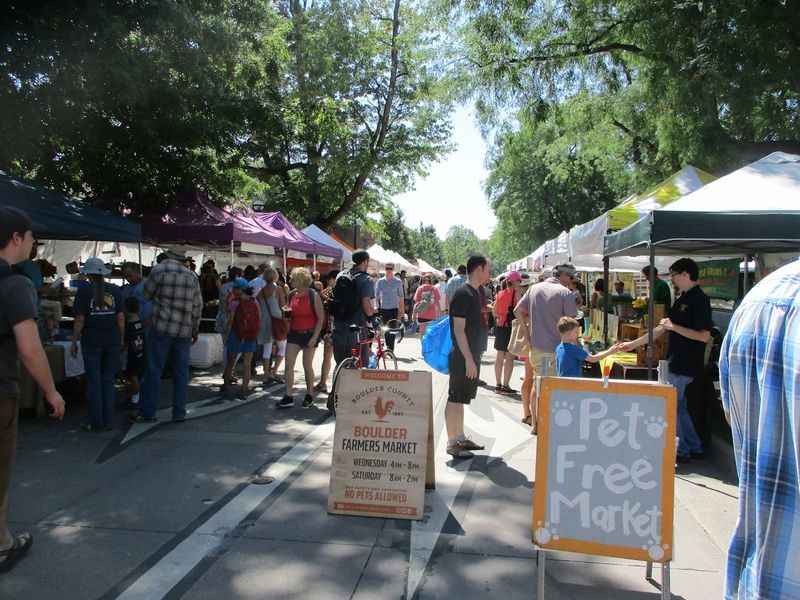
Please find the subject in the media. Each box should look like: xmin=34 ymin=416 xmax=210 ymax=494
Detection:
xmin=287 ymin=329 xmax=319 ymax=348
xmin=448 ymin=352 xmax=481 ymax=404
xmin=493 ymin=325 xmax=512 ymax=352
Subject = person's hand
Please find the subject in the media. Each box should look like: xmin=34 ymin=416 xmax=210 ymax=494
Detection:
xmin=307 ymin=335 xmax=318 ymax=349
xmin=466 ymin=359 xmax=478 ymax=380
xmin=618 ymin=341 xmax=634 ymax=352
xmin=659 ymin=318 xmax=674 ymax=330
xmin=45 ymin=390 xmax=65 ymax=420
xmin=69 ymin=340 xmax=78 ymax=357
xmin=192 ymin=333 xmax=199 ymax=345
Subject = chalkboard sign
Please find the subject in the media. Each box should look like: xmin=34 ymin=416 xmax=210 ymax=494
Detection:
xmin=533 ymin=377 xmax=676 ymax=562
xmin=328 ymin=369 xmax=433 ymax=520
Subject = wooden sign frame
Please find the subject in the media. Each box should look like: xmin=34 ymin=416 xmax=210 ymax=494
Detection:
xmin=533 ymin=377 xmax=677 ymax=563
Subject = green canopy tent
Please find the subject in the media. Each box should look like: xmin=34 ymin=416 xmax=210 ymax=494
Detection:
xmin=0 ymin=171 xmax=141 ymax=242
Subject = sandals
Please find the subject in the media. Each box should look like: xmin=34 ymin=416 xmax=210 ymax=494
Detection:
xmin=521 ymin=415 xmax=532 ymax=426
xmin=0 ymin=532 xmax=33 ymax=573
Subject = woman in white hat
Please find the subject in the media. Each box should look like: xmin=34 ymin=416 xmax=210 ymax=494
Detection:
xmin=70 ymin=257 xmax=124 ymax=431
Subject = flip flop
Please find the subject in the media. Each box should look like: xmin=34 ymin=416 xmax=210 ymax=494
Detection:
xmin=0 ymin=532 xmax=33 ymax=573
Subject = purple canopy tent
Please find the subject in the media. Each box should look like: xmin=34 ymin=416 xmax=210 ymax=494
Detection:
xmin=142 ymin=192 xmax=341 ymax=269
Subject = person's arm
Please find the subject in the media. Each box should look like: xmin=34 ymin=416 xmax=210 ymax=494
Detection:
xmin=586 ymin=343 xmax=622 ymax=363
xmin=432 ymin=288 xmax=441 ymax=318
xmin=452 ymin=316 xmax=477 ymax=379
xmin=71 ymin=315 xmax=85 ymax=356
xmin=14 ymin=320 xmax=65 ymax=419
xmin=618 ymin=326 xmax=666 ymax=352
xmin=660 ymin=318 xmax=711 ymax=343
xmin=117 ymin=312 xmax=125 ymax=344
xmin=513 ymin=291 xmax=529 ymax=328
xmin=310 ymin=290 xmax=324 ymax=347
xmin=191 ymin=281 xmax=202 ymax=343
xmin=143 ymin=270 xmax=158 ymax=300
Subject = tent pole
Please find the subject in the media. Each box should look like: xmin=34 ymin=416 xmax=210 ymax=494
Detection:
xmin=742 ymin=254 xmax=749 ymax=296
xmin=283 ymin=248 xmax=287 ymax=276
xmin=313 ymin=254 xmax=317 ymax=272
xmin=647 ymin=244 xmax=656 ymax=381
xmin=230 ymin=241 xmax=234 ymax=268
xmin=602 ymin=257 xmax=609 ymax=346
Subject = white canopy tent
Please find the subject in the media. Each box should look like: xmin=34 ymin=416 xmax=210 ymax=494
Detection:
xmin=302 ymin=224 xmax=352 ymax=266
xmin=40 ymin=240 xmax=166 ymax=276
xmin=414 ymin=258 xmax=444 ymax=278
xmin=365 ymin=244 xmax=420 ymax=275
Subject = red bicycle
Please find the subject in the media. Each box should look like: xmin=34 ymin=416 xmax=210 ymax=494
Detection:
xmin=328 ymin=318 xmax=404 ymax=413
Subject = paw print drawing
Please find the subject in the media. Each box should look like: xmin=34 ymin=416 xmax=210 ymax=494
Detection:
xmin=641 ymin=540 xmax=667 ymax=561
xmin=553 ymin=401 xmax=575 ymax=427
xmin=645 ymin=416 xmax=667 ymax=439
xmin=534 ymin=521 xmax=560 ymax=544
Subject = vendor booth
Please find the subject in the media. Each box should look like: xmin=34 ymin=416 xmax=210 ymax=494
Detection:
xmin=302 ymin=224 xmax=353 ymax=267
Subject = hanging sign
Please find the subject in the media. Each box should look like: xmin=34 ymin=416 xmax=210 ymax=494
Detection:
xmin=287 ymin=250 xmax=308 ymax=260
xmin=696 ymin=259 xmax=739 ymax=300
xmin=328 ymin=369 xmax=434 ymax=520
xmin=533 ymin=377 xmax=676 ymax=562
xmin=240 ymin=242 xmax=275 ymax=256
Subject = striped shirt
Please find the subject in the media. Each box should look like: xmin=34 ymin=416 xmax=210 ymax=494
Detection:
xmin=144 ymin=259 xmax=203 ymax=339
xmin=720 ymin=258 xmax=800 ymax=600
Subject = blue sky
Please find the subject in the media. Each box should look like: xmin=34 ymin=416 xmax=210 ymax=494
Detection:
xmin=392 ymin=105 xmax=497 ymax=239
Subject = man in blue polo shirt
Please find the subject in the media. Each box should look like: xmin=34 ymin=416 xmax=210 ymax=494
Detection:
xmin=375 ymin=263 xmax=404 ymax=351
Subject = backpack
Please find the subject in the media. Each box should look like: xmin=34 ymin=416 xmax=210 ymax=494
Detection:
xmin=328 ymin=270 xmax=359 ymax=320
xmin=415 ymin=287 xmax=435 ymax=314
xmin=233 ymin=299 xmax=260 ymax=341
xmin=421 ymin=316 xmax=452 ymax=374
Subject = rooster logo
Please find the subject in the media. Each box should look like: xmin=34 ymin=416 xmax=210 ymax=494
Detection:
xmin=373 ymin=396 xmax=395 ymax=422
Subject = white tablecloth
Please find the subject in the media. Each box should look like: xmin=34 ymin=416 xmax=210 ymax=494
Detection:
xmin=51 ymin=341 xmax=86 ymax=378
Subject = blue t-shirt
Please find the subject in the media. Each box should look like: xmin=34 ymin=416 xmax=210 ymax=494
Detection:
xmin=74 ymin=282 xmax=123 ymax=348
xmin=556 ymin=342 xmax=589 ymax=377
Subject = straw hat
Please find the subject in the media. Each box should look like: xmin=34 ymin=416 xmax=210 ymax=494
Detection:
xmin=80 ymin=257 xmax=111 ymax=276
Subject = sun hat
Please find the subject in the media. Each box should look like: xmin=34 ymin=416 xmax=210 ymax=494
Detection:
xmin=506 ymin=271 xmax=522 ymax=283
xmin=233 ymin=277 xmax=249 ymax=290
xmin=80 ymin=257 xmax=112 ymax=276
xmin=519 ymin=272 xmax=533 ymax=287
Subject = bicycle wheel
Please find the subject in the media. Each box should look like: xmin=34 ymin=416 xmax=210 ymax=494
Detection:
xmin=379 ymin=350 xmax=398 ymax=370
xmin=329 ymin=357 xmax=359 ymax=414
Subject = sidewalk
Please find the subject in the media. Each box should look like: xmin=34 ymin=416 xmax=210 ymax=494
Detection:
xmin=3 ymin=336 xmax=737 ymax=599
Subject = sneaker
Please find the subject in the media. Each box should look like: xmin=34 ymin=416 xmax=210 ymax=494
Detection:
xmin=446 ymin=442 xmax=474 ymax=459
xmin=237 ymin=388 xmax=251 ymax=400
xmin=276 ymin=395 xmax=294 ymax=409
xmin=501 ymin=385 xmax=516 ymax=394
xmin=521 ymin=415 xmax=532 ymax=426
xmin=494 ymin=384 xmax=504 ymax=394
xmin=458 ymin=437 xmax=485 ymax=451
xmin=314 ymin=382 xmax=328 ymax=394
xmin=302 ymin=394 xmax=314 ymax=408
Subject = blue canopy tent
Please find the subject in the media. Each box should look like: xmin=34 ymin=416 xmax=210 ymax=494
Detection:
xmin=0 ymin=171 xmax=141 ymax=242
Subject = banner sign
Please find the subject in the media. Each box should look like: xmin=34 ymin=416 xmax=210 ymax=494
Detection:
xmin=328 ymin=369 xmax=433 ymax=520
xmin=287 ymin=250 xmax=308 ymax=260
xmin=533 ymin=377 xmax=676 ymax=562
xmin=697 ymin=259 xmax=739 ymax=300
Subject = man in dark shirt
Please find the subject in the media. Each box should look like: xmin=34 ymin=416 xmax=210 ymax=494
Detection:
xmin=642 ymin=265 xmax=672 ymax=314
xmin=0 ymin=207 xmax=65 ymax=572
xmin=331 ymin=249 xmax=376 ymax=365
xmin=446 ymin=255 xmax=492 ymax=459
xmin=622 ymin=258 xmax=712 ymax=462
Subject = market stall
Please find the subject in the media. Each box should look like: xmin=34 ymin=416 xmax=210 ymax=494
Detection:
xmin=603 ymin=151 xmax=800 ymax=376
xmin=302 ymin=224 xmax=353 ymax=267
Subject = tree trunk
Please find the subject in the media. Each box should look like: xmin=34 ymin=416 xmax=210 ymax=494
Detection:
xmin=317 ymin=0 xmax=402 ymax=229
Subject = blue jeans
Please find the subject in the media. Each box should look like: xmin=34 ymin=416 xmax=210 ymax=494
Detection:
xmin=82 ymin=345 xmax=120 ymax=428
xmin=667 ymin=371 xmax=704 ymax=457
xmin=140 ymin=331 xmax=191 ymax=420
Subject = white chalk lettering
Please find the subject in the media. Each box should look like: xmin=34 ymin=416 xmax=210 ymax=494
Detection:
xmin=631 ymin=459 xmax=656 ymax=491
xmin=579 ymin=398 xmax=607 ymax=440
xmin=550 ymin=491 xmax=590 ymax=527
xmin=624 ymin=403 xmax=644 ymax=450
xmin=598 ymin=418 xmax=625 ymax=447
xmin=556 ymin=444 xmax=586 ymax=483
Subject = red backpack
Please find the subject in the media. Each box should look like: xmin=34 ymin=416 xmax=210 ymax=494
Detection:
xmin=234 ymin=299 xmax=260 ymax=341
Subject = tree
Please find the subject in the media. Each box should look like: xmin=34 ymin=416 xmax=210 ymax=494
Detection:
xmin=441 ymin=225 xmax=484 ymax=268
xmin=379 ymin=205 xmax=416 ymax=259
xmin=244 ymin=0 xmax=453 ymax=227
xmin=447 ymin=0 xmax=800 ymax=175
xmin=410 ymin=223 xmax=445 ymax=268
xmin=0 ymin=1 xmax=278 ymax=214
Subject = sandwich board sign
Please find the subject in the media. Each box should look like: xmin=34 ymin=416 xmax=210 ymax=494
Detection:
xmin=328 ymin=369 xmax=434 ymax=520
xmin=533 ymin=377 xmax=676 ymax=563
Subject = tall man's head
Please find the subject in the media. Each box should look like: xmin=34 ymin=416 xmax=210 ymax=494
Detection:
xmin=123 ymin=262 xmax=142 ymax=285
xmin=466 ymin=255 xmax=491 ymax=285
xmin=553 ymin=263 xmax=577 ymax=287
xmin=352 ymin=249 xmax=370 ymax=272
xmin=384 ymin=263 xmax=395 ymax=279
xmin=669 ymin=258 xmax=700 ymax=293
xmin=0 ymin=207 xmax=35 ymax=265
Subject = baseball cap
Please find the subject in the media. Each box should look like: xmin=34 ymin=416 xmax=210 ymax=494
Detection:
xmin=506 ymin=271 xmax=522 ymax=283
xmin=233 ymin=277 xmax=249 ymax=289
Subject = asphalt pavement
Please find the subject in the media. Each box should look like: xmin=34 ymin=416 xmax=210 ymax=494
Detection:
xmin=2 ymin=335 xmax=738 ymax=599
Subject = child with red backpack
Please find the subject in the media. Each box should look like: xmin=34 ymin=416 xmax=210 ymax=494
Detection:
xmin=222 ymin=280 xmax=261 ymax=399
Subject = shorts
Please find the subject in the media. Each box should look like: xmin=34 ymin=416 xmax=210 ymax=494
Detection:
xmin=448 ymin=352 xmax=481 ymax=404
xmin=287 ymin=329 xmax=319 ymax=348
xmin=493 ymin=326 xmax=512 ymax=352
xmin=528 ymin=348 xmax=556 ymax=377
xmin=227 ymin=332 xmax=257 ymax=355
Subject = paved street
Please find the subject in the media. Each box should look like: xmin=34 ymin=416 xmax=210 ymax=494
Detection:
xmin=4 ymin=336 xmax=738 ymax=599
